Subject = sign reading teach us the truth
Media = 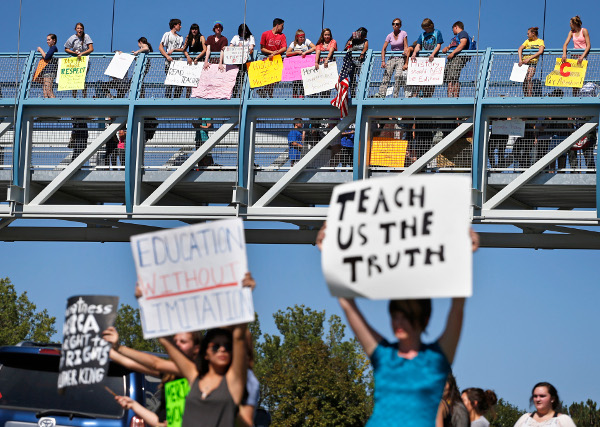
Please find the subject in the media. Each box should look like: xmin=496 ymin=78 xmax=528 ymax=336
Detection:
xmin=131 ymin=218 xmax=254 ymax=339
xmin=321 ymin=176 xmax=472 ymax=299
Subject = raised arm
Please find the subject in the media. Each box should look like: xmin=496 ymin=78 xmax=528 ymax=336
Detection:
xmin=437 ymin=229 xmax=479 ymax=363
xmin=109 ymin=348 xmax=161 ymax=377
xmin=158 ymin=336 xmax=198 ymax=384
xmin=102 ymin=326 xmax=181 ymax=376
xmin=225 ymin=272 xmax=255 ymax=405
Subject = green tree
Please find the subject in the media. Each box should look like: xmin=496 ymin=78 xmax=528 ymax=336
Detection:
xmin=490 ymin=398 xmax=525 ymax=427
xmin=568 ymin=399 xmax=600 ymax=426
xmin=0 ymin=277 xmax=56 ymax=345
xmin=114 ymin=303 xmax=162 ymax=352
xmin=253 ymin=305 xmax=373 ymax=426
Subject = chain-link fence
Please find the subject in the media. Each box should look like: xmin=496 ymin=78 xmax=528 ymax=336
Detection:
xmin=368 ymin=118 xmax=472 ymax=172
xmin=366 ymin=51 xmax=482 ymax=98
xmin=486 ymin=50 xmax=600 ymax=98
xmin=141 ymin=118 xmax=238 ymax=170
xmin=0 ymin=55 xmax=28 ymax=99
xmin=30 ymin=117 xmax=126 ymax=169
xmin=487 ymin=117 xmax=597 ymax=173
xmin=26 ymin=54 xmax=136 ymax=99
xmin=254 ymin=118 xmax=353 ymax=170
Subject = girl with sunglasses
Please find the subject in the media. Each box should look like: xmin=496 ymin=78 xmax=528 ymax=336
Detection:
xmin=159 ymin=273 xmax=255 ymax=427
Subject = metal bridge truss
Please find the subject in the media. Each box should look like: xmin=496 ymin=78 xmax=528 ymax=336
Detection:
xmin=0 ymin=49 xmax=599 ymax=249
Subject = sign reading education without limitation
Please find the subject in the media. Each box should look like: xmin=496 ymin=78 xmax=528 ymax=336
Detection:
xmin=131 ymin=218 xmax=254 ymax=339
xmin=321 ymin=175 xmax=472 ymax=299
xmin=58 ymin=295 xmax=119 ymax=389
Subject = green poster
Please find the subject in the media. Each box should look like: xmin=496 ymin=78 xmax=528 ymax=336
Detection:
xmin=165 ymin=378 xmax=190 ymax=427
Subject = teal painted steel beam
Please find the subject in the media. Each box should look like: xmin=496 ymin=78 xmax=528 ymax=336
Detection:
xmin=352 ymin=49 xmax=373 ymax=181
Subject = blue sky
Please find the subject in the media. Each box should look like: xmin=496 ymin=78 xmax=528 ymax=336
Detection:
xmin=2 ymin=0 xmax=600 ymax=412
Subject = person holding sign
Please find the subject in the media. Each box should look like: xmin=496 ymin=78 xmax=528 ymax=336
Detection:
xmin=316 ymin=224 xmax=479 ymax=426
xmin=286 ymin=30 xmax=316 ymax=97
xmin=377 ymin=18 xmax=408 ymax=98
xmin=205 ymin=22 xmax=228 ymax=69
xmin=36 ymin=34 xmax=58 ymax=98
xmin=64 ymin=23 xmax=93 ymax=98
xmin=518 ymin=27 xmax=544 ymax=97
xmin=224 ymin=24 xmax=255 ymax=97
xmin=159 ymin=18 xmax=185 ymax=98
xmin=259 ymin=18 xmax=287 ymax=97
xmin=159 ymin=273 xmax=256 ymax=427
xmin=412 ymin=18 xmax=443 ymax=98
xmin=183 ymin=24 xmax=207 ymax=97
xmin=314 ymin=28 xmax=337 ymax=70
xmin=104 ymin=327 xmax=202 ymax=426
xmin=562 ymin=16 xmax=591 ymax=97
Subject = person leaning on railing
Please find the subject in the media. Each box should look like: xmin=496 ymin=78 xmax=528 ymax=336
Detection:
xmin=314 ymin=28 xmax=337 ymax=70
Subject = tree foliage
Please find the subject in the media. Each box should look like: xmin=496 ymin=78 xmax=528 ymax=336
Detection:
xmin=490 ymin=398 xmax=525 ymax=427
xmin=0 ymin=277 xmax=56 ymax=345
xmin=252 ymin=305 xmax=373 ymax=426
xmin=114 ymin=303 xmax=162 ymax=353
xmin=568 ymin=400 xmax=600 ymax=426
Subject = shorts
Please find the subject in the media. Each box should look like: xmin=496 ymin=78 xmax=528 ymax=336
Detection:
xmin=444 ymin=56 xmax=468 ymax=82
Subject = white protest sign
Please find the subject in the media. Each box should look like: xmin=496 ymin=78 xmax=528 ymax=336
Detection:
xmin=300 ymin=62 xmax=338 ymax=96
xmin=509 ymin=63 xmax=528 ymax=83
xmin=104 ymin=52 xmax=135 ymax=79
xmin=224 ymin=46 xmax=250 ymax=65
xmin=321 ymin=175 xmax=472 ymax=299
xmin=130 ymin=218 xmax=254 ymax=339
xmin=491 ymin=119 xmax=525 ymax=137
xmin=164 ymin=61 xmax=203 ymax=87
xmin=406 ymin=57 xmax=446 ymax=86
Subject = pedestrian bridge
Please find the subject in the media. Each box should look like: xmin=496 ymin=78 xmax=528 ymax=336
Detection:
xmin=0 ymin=48 xmax=598 ymax=249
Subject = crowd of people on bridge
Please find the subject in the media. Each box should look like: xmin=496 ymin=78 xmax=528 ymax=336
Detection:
xmin=35 ymin=14 xmax=593 ymax=99
xmin=94 ymin=227 xmax=578 ymax=427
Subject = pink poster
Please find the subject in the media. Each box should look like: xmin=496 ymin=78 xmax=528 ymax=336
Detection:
xmin=281 ymin=55 xmax=316 ymax=82
xmin=191 ymin=64 xmax=239 ymax=99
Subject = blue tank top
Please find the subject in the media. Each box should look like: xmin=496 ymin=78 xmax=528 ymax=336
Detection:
xmin=366 ymin=340 xmax=450 ymax=427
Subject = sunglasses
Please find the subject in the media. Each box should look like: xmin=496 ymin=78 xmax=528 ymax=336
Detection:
xmin=209 ymin=341 xmax=232 ymax=352
xmin=392 ymin=22 xmax=401 ymax=26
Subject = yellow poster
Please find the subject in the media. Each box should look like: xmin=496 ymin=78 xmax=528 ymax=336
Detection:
xmin=247 ymin=55 xmax=283 ymax=88
xmin=57 ymin=56 xmax=89 ymax=91
xmin=545 ymin=58 xmax=587 ymax=88
xmin=369 ymin=138 xmax=408 ymax=168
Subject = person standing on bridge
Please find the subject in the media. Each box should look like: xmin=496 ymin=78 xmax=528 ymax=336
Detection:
xmin=562 ymin=16 xmax=591 ymax=97
xmin=64 ymin=23 xmax=93 ymax=98
xmin=36 ymin=34 xmax=58 ymax=98
xmin=518 ymin=27 xmax=544 ymax=97
xmin=377 ymin=18 xmax=408 ymax=99
xmin=316 ymin=224 xmax=479 ymax=426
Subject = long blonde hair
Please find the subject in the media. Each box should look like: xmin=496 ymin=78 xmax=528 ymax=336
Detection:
xmin=293 ymin=29 xmax=306 ymax=48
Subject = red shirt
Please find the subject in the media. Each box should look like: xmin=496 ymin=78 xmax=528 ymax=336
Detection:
xmin=260 ymin=30 xmax=287 ymax=53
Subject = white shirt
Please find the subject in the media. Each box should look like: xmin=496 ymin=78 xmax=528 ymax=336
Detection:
xmin=230 ymin=35 xmax=256 ymax=49
xmin=160 ymin=31 xmax=183 ymax=53
xmin=514 ymin=413 xmax=577 ymax=427
xmin=289 ymin=39 xmax=313 ymax=52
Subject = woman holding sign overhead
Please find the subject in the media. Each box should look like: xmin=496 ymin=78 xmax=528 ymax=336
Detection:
xmin=159 ymin=273 xmax=255 ymax=427
xmin=316 ymin=224 xmax=479 ymax=426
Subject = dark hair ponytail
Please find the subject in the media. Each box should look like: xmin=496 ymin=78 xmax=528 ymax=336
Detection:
xmin=463 ymin=388 xmax=498 ymax=418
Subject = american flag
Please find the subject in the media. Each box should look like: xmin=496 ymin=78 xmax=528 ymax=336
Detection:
xmin=331 ymin=51 xmax=356 ymax=118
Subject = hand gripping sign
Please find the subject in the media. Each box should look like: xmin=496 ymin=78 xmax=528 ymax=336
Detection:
xmin=130 ymin=218 xmax=254 ymax=339
xmin=321 ymin=175 xmax=472 ymax=299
